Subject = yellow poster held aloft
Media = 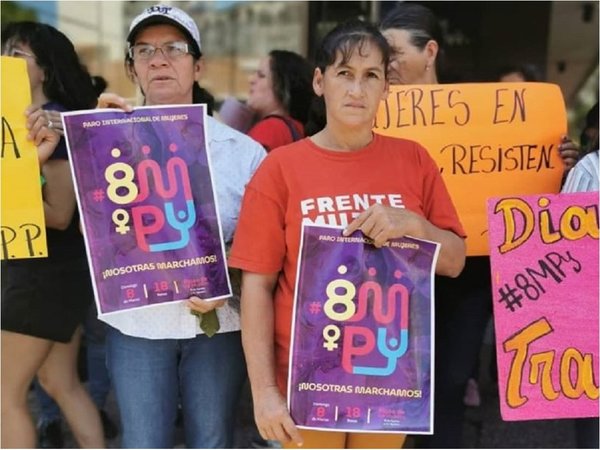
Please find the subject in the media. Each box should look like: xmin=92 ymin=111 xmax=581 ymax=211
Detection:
xmin=1 ymin=56 xmax=48 ymax=259
xmin=374 ymin=83 xmax=566 ymax=256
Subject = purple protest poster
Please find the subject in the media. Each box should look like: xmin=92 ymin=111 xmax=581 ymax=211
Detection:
xmin=288 ymin=224 xmax=440 ymax=434
xmin=62 ymin=105 xmax=231 ymax=315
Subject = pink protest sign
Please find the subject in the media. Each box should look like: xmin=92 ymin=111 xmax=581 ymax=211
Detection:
xmin=487 ymin=192 xmax=599 ymax=421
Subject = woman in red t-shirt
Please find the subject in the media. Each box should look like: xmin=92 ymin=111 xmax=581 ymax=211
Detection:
xmin=230 ymin=20 xmax=466 ymax=449
xmin=246 ymin=50 xmax=315 ymax=151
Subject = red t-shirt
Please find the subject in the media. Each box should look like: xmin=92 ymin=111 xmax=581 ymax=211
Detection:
xmin=229 ymin=133 xmax=465 ymax=391
xmin=247 ymin=116 xmax=304 ymax=152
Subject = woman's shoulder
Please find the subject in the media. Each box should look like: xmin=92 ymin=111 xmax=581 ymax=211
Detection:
xmin=375 ymin=133 xmax=427 ymax=155
xmin=251 ymin=115 xmax=293 ymax=131
xmin=374 ymin=133 xmax=437 ymax=168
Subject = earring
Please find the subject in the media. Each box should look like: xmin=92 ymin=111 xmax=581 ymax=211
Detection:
xmin=425 ymin=64 xmax=430 ymax=71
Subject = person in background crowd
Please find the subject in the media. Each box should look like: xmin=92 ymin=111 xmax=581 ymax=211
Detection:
xmin=96 ymin=4 xmax=265 ymax=447
xmin=246 ymin=49 xmax=315 ymax=151
xmin=561 ymin=101 xmax=598 ymax=194
xmin=496 ymin=63 xmax=542 ymax=83
xmin=379 ymin=6 xmax=489 ymax=447
xmin=560 ymin=101 xmax=599 ymax=449
xmin=230 ymin=19 xmax=466 ymax=449
xmin=1 ymin=21 xmax=104 ymax=448
xmin=379 ymin=4 xmax=580 ymax=447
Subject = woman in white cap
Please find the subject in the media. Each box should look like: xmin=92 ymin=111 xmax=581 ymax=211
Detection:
xmin=98 ymin=4 xmax=265 ymax=447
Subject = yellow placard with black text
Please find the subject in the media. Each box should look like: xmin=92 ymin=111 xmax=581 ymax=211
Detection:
xmin=1 ymin=56 xmax=48 ymax=259
xmin=374 ymin=83 xmax=566 ymax=256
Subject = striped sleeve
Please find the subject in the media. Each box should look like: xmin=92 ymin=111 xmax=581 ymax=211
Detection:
xmin=561 ymin=151 xmax=599 ymax=193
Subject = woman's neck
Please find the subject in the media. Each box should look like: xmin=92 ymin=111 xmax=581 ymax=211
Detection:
xmin=420 ymin=70 xmax=438 ymax=85
xmin=312 ymin=123 xmax=374 ymax=152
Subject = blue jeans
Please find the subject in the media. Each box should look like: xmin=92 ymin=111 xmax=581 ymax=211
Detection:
xmin=106 ymin=328 xmax=246 ymax=448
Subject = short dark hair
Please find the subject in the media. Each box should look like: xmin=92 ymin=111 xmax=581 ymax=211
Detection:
xmin=268 ymin=50 xmax=315 ymax=124
xmin=2 ymin=21 xmax=97 ymax=110
xmin=496 ymin=63 xmax=542 ymax=82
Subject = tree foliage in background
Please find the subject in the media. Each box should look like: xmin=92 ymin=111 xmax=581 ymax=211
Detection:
xmin=1 ymin=1 xmax=38 ymax=31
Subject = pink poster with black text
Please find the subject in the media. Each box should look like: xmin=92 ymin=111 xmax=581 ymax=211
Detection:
xmin=487 ymin=192 xmax=599 ymax=421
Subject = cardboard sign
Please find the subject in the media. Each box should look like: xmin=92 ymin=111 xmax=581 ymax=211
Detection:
xmin=288 ymin=224 xmax=439 ymax=433
xmin=375 ymin=83 xmax=566 ymax=255
xmin=0 ymin=56 xmax=47 ymax=259
xmin=63 ymin=105 xmax=231 ymax=315
xmin=487 ymin=192 xmax=599 ymax=421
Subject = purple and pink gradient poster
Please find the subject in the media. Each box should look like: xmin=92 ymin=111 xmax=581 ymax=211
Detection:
xmin=62 ymin=105 xmax=231 ymax=315
xmin=487 ymin=192 xmax=599 ymax=421
xmin=288 ymin=224 xmax=440 ymax=434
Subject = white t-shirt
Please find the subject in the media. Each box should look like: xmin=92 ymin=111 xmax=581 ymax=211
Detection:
xmin=101 ymin=115 xmax=265 ymax=339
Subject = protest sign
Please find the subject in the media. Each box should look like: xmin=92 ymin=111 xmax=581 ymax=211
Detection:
xmin=63 ymin=105 xmax=231 ymax=315
xmin=487 ymin=192 xmax=599 ymax=421
xmin=288 ymin=224 xmax=439 ymax=433
xmin=1 ymin=56 xmax=47 ymax=259
xmin=375 ymin=83 xmax=566 ymax=256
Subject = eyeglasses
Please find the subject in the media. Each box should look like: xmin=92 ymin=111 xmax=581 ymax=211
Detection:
xmin=4 ymin=48 xmax=35 ymax=59
xmin=128 ymin=41 xmax=192 ymax=61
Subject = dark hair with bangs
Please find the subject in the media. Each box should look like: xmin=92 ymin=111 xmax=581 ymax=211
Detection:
xmin=1 ymin=21 xmax=97 ymax=110
xmin=314 ymin=19 xmax=391 ymax=78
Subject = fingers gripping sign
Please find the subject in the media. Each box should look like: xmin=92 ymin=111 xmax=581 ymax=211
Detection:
xmin=186 ymin=295 xmax=225 ymax=314
xmin=343 ymin=204 xmax=427 ymax=247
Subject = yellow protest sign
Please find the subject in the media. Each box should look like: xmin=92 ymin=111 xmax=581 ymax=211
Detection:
xmin=1 ymin=56 xmax=47 ymax=259
xmin=374 ymin=83 xmax=566 ymax=256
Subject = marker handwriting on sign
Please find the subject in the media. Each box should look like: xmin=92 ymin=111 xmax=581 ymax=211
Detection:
xmin=494 ymin=196 xmax=599 ymax=253
xmin=375 ymin=87 xmax=527 ymax=129
xmin=1 ymin=117 xmax=21 ymax=159
xmin=1 ymin=223 xmax=43 ymax=259
xmin=503 ymin=317 xmax=598 ymax=408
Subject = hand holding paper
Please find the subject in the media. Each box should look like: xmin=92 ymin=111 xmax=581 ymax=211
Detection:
xmin=97 ymin=92 xmax=134 ymax=112
xmin=187 ymin=296 xmax=225 ymax=337
xmin=254 ymin=386 xmax=303 ymax=446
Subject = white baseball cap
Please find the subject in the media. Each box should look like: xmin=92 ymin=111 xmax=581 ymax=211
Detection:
xmin=127 ymin=4 xmax=201 ymax=55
